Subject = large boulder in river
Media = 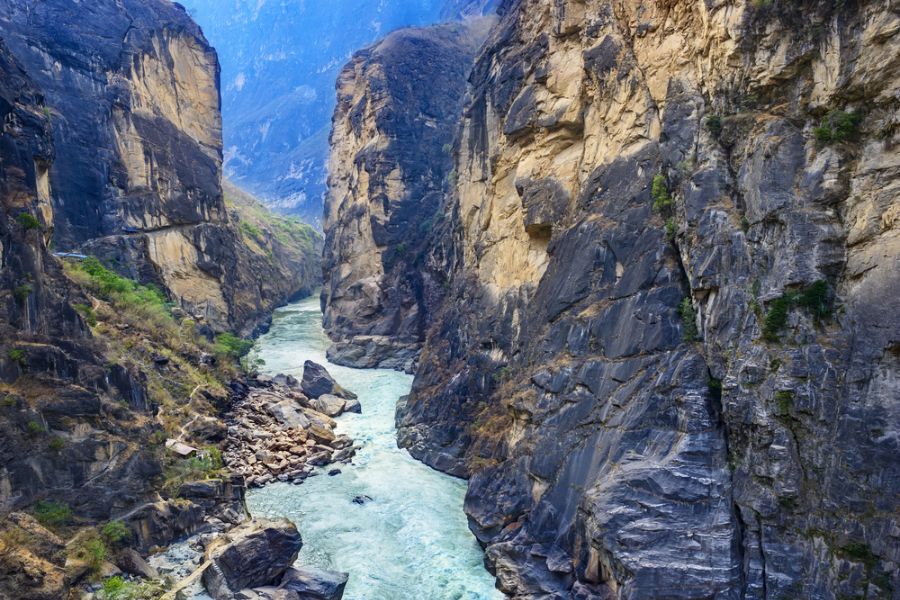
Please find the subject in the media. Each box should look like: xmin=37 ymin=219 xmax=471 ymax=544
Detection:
xmin=202 ymin=519 xmax=302 ymax=600
xmin=280 ymin=566 xmax=349 ymax=600
xmin=301 ymin=361 xmax=357 ymax=400
xmin=311 ymin=394 xmax=346 ymax=417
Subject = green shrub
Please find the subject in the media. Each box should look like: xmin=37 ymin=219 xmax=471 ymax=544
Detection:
xmin=48 ymin=436 xmax=65 ymax=452
xmin=678 ymin=297 xmax=698 ymax=342
xmin=8 ymin=348 xmax=26 ymax=364
xmin=708 ymin=378 xmax=723 ymax=401
xmin=706 ymin=115 xmax=722 ymax=138
xmin=100 ymin=576 xmax=126 ymax=599
xmin=797 ymin=280 xmax=831 ymax=319
xmin=651 ymin=174 xmax=672 ymax=213
xmin=763 ymin=280 xmax=832 ymax=342
xmin=26 ymin=420 xmax=44 ymax=435
xmin=814 ymin=109 xmax=863 ymax=145
xmin=215 ymin=333 xmax=253 ymax=358
xmin=98 ymin=576 xmax=169 ymax=600
xmin=101 ymin=520 xmax=130 ymax=546
xmin=73 ymin=303 xmax=98 ymax=327
xmin=13 ymin=284 xmax=33 ymax=303
xmin=17 ymin=213 xmax=42 ymax=231
xmin=775 ymin=390 xmax=794 ymax=415
xmin=33 ymin=501 xmax=71 ymax=528
xmin=665 ymin=218 xmax=677 ymax=241
xmin=762 ymin=294 xmax=794 ymax=342
xmin=0 ymin=395 xmax=16 ymax=408
xmin=79 ymin=537 xmax=107 ymax=573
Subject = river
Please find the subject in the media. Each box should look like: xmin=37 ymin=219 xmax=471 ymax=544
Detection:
xmin=243 ymin=296 xmax=501 ymax=600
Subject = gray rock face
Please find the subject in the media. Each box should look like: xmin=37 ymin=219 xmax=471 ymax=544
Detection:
xmin=279 ymin=566 xmax=349 ymax=600
xmin=391 ymin=1 xmax=900 ymax=598
xmin=321 ymin=21 xmax=494 ymax=372
xmin=202 ymin=519 xmax=303 ymax=600
xmin=301 ymin=361 xmax=357 ymax=400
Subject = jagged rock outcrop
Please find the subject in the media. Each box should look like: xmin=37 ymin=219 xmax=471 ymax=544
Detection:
xmin=322 ymin=21 xmax=493 ymax=372
xmin=394 ymin=1 xmax=900 ymax=597
xmin=0 ymin=0 xmax=320 ymax=335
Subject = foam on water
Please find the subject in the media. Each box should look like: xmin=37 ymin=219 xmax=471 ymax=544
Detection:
xmin=245 ymin=296 xmax=501 ymax=600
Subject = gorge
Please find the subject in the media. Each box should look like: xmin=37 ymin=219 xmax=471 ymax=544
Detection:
xmin=1 ymin=0 xmax=899 ymax=599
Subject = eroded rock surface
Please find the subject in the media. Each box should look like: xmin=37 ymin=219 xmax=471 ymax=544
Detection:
xmin=322 ymin=21 xmax=494 ymax=372
xmin=391 ymin=1 xmax=900 ymax=597
xmin=0 ymin=0 xmax=320 ymax=335
xmin=202 ymin=519 xmax=302 ymax=600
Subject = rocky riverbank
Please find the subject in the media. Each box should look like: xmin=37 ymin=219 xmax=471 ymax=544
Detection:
xmin=223 ymin=363 xmax=361 ymax=488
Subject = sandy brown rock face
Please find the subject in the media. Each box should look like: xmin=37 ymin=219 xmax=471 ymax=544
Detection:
xmin=322 ymin=20 xmax=494 ymax=372
xmin=393 ymin=0 xmax=900 ymax=597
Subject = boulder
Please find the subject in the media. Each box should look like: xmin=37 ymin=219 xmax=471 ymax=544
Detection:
xmin=300 ymin=361 xmax=356 ymax=400
xmin=267 ymin=400 xmax=311 ymax=429
xmin=279 ymin=566 xmax=348 ymax=600
xmin=311 ymin=394 xmax=346 ymax=417
xmin=115 ymin=548 xmax=159 ymax=580
xmin=343 ymin=398 xmax=362 ymax=414
xmin=202 ymin=519 xmax=302 ymax=600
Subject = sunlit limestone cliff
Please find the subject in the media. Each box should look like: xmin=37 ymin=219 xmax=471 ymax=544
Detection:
xmin=374 ymin=0 xmax=897 ymax=597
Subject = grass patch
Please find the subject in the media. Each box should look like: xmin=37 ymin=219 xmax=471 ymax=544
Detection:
xmin=73 ymin=303 xmax=98 ymax=327
xmin=665 ymin=218 xmax=677 ymax=241
xmin=101 ymin=520 xmax=130 ymax=546
xmin=774 ymin=390 xmax=794 ymax=416
xmin=48 ymin=436 xmax=65 ymax=452
xmin=33 ymin=501 xmax=71 ymax=528
xmin=70 ymin=533 xmax=107 ymax=575
xmin=26 ymin=420 xmax=44 ymax=436
xmin=98 ymin=576 xmax=170 ymax=600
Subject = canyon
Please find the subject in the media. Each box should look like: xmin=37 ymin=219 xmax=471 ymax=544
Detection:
xmin=0 ymin=0 xmax=897 ymax=599
xmin=326 ymin=0 xmax=899 ymax=598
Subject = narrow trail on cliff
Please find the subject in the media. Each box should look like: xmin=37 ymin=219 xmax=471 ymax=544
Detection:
xmin=243 ymin=296 xmax=501 ymax=599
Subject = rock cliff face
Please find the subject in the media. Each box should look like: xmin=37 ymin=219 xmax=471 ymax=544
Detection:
xmin=322 ymin=21 xmax=493 ymax=372
xmin=0 ymin=34 xmax=168 ymax=548
xmin=0 ymin=0 xmax=319 ymax=335
xmin=392 ymin=0 xmax=900 ymax=597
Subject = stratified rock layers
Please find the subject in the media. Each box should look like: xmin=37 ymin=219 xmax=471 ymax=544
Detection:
xmin=322 ymin=21 xmax=493 ymax=372
xmin=392 ymin=1 xmax=899 ymax=598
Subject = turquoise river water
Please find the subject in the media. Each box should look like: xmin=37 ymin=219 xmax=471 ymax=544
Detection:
xmin=244 ymin=296 xmax=501 ymax=600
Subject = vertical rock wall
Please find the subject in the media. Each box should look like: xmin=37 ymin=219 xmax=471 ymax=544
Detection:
xmin=393 ymin=1 xmax=899 ymax=597
xmin=0 ymin=0 xmax=319 ymax=334
xmin=322 ymin=21 xmax=493 ymax=372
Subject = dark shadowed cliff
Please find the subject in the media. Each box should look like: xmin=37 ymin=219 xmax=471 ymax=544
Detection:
xmin=322 ymin=20 xmax=494 ymax=372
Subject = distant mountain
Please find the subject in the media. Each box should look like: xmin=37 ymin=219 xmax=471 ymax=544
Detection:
xmin=180 ymin=0 xmax=495 ymax=226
